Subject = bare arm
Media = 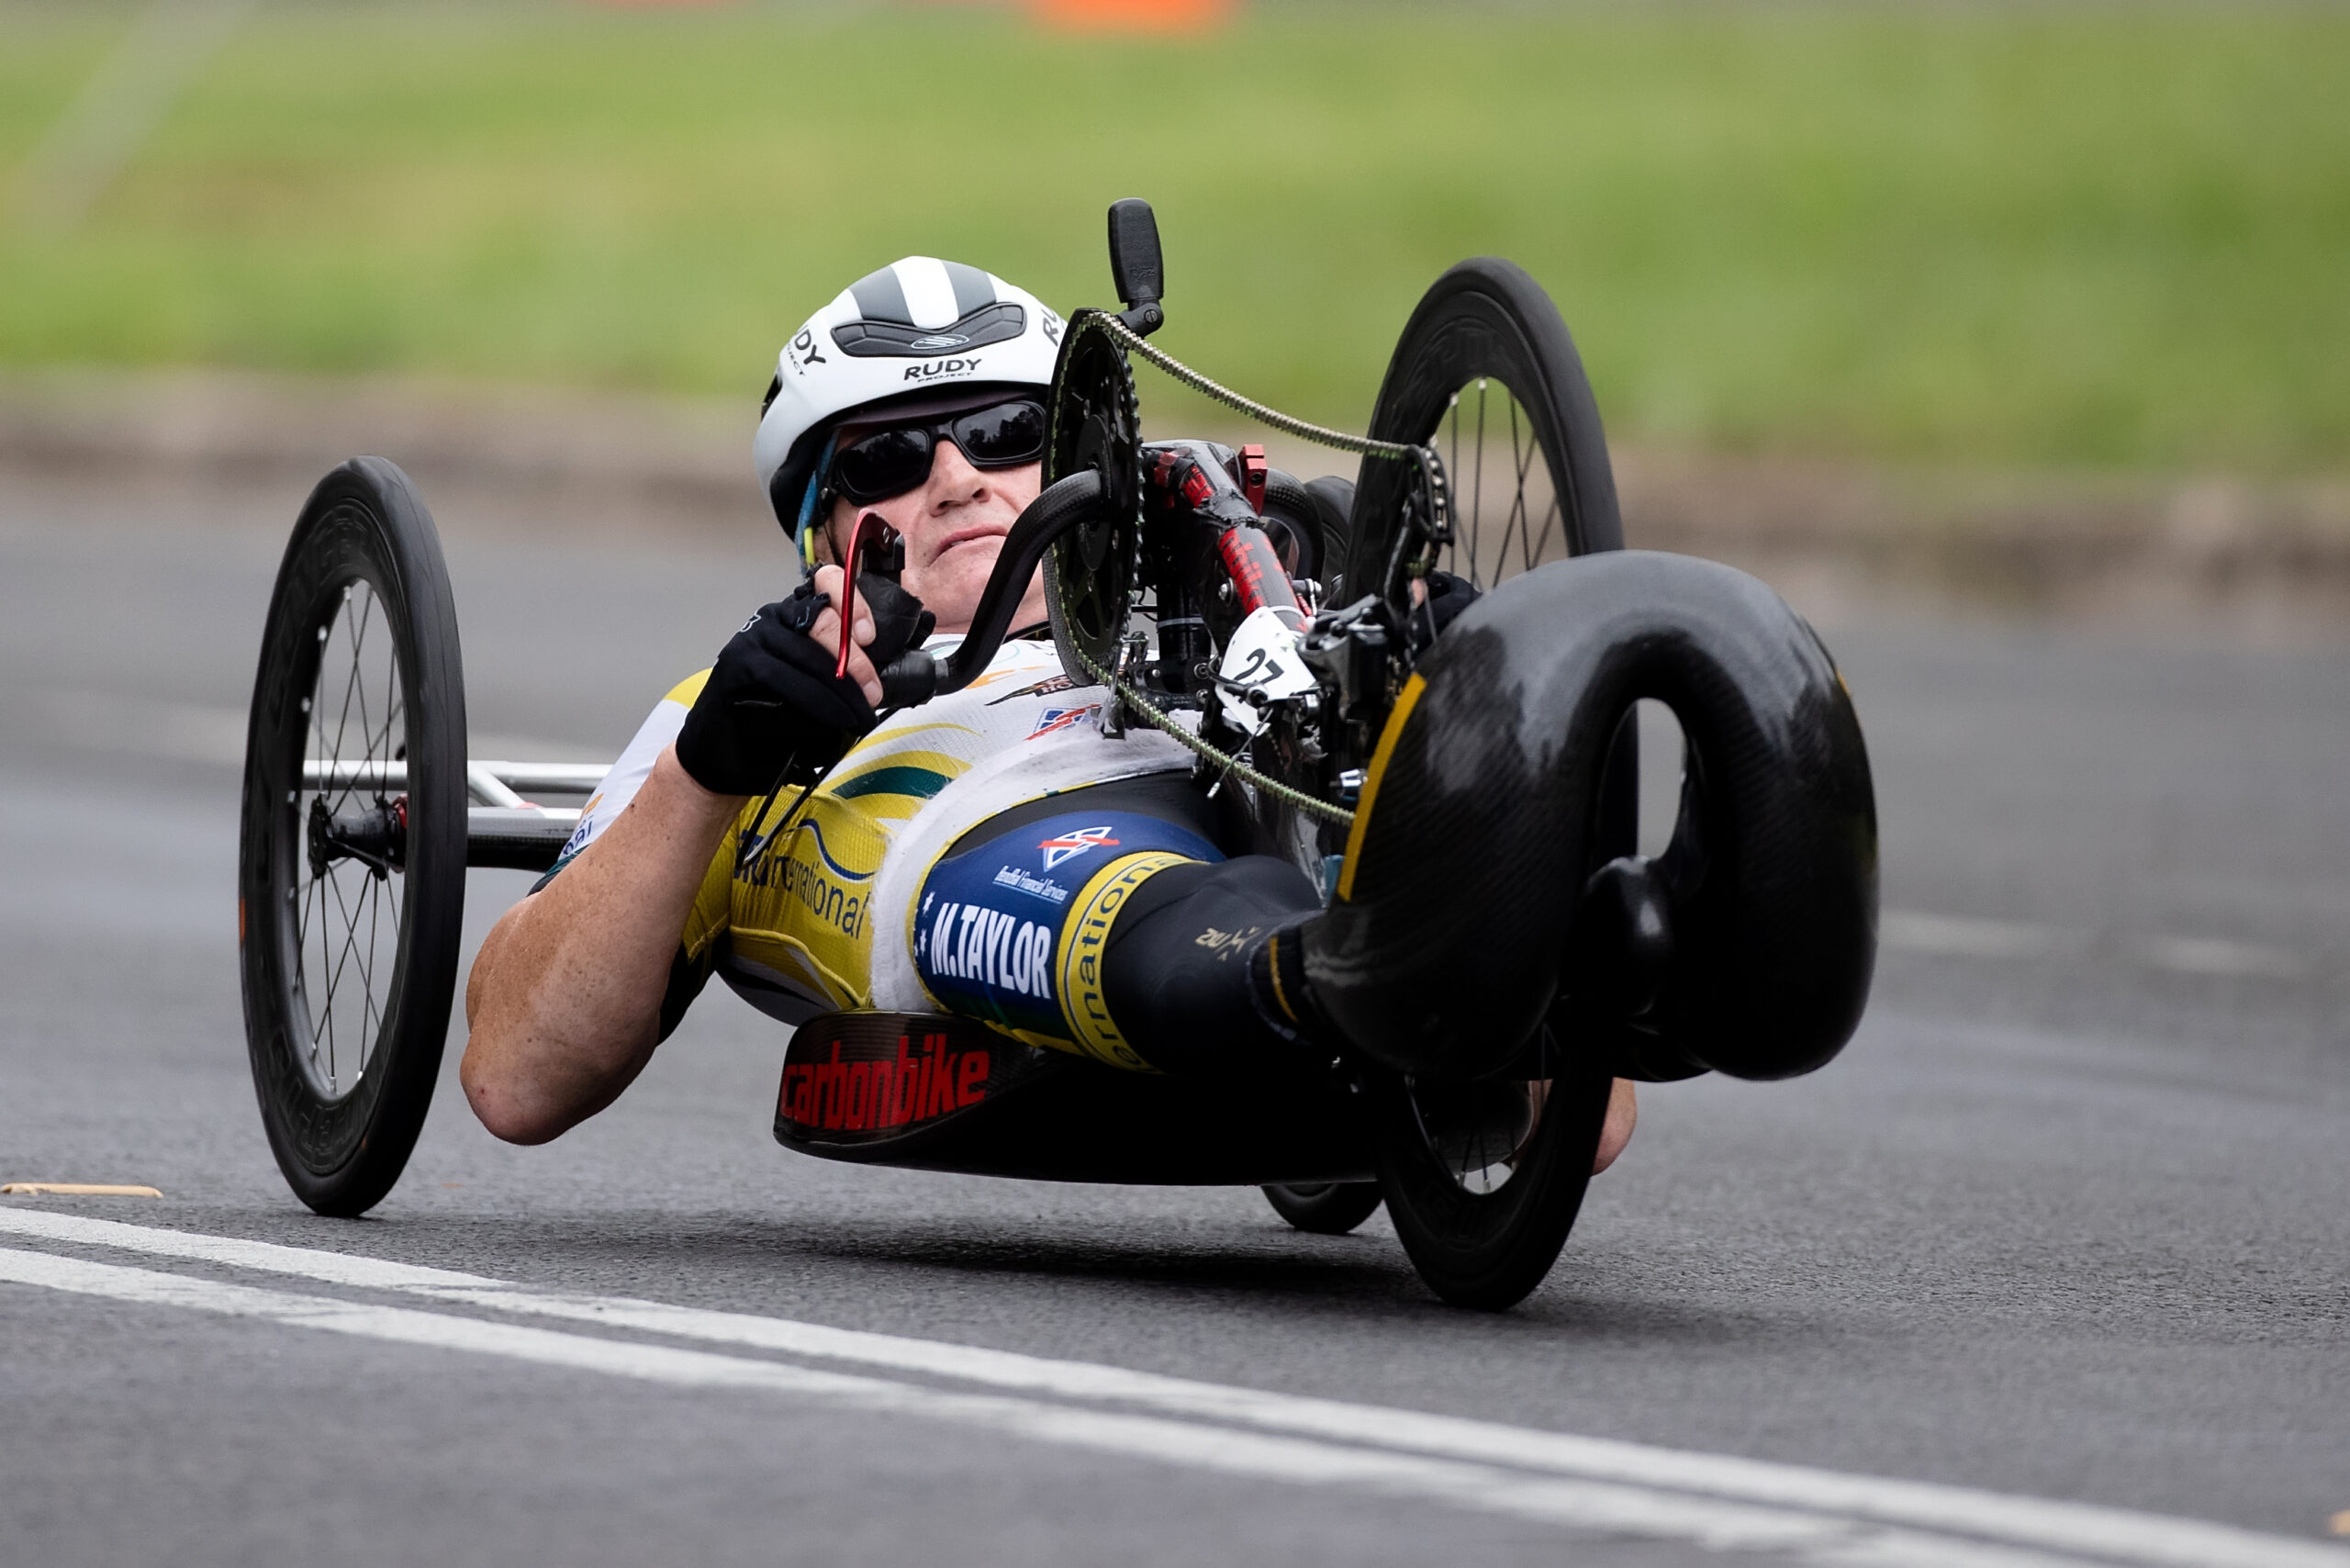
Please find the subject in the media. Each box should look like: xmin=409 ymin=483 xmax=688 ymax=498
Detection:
xmin=460 ymin=746 xmax=743 ymax=1144
xmin=460 ymin=566 xmax=897 ymax=1145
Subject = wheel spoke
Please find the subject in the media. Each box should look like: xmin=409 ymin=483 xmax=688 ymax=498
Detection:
xmin=360 ymin=873 xmax=385 ymax=1065
xmin=1527 ymin=491 xmax=1562 ymax=569
xmin=285 ymin=576 xmax=413 ymax=1101
xmin=1471 ymin=381 xmax=1488 ymax=588
xmin=1447 ymin=393 xmax=1460 ymax=540
xmin=327 ymin=590 xmax=365 ymax=806
xmin=322 ymin=862 xmax=372 ymax=1092
xmin=350 ymin=588 xmax=378 ymax=793
xmin=1511 ymin=398 xmax=1541 ymax=576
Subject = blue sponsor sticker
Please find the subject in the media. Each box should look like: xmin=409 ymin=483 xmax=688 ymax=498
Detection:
xmin=912 ymin=809 xmax=1221 ymax=1038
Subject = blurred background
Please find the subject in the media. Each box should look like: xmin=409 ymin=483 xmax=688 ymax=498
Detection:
xmin=4 ymin=0 xmax=2345 ymax=620
xmin=6 ymin=9 xmax=2350 ymax=1561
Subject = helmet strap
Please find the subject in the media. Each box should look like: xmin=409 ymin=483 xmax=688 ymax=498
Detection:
xmin=794 ymin=437 xmax=838 ymax=573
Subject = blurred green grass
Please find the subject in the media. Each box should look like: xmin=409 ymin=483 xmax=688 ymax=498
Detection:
xmin=3 ymin=0 xmax=2344 ymax=475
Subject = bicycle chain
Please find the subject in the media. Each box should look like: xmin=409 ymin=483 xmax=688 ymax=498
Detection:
xmin=1043 ymin=308 xmax=1476 ymax=831
xmin=1080 ymin=309 xmax=1449 ymax=540
xmin=1044 ymin=316 xmax=1146 ymax=681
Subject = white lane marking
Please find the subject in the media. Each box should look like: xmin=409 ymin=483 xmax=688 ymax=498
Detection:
xmin=1880 ymin=910 xmax=2307 ymax=981
xmin=0 ymin=1245 xmax=2079 ymax=1568
xmin=2125 ymin=934 xmax=2306 ymax=981
xmin=3 ymin=1209 xmax=2341 ymax=1568
xmin=1881 ymin=912 xmax=2094 ymax=963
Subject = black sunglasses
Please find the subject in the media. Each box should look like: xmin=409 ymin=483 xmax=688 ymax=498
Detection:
xmin=826 ymin=398 xmax=1047 ymax=506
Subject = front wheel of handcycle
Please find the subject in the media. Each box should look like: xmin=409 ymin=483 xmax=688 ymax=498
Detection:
xmin=238 ymin=458 xmax=468 ymax=1217
xmin=1344 ymin=261 xmax=1627 ymax=1308
xmin=1337 ymin=254 xmax=1622 ymax=611
xmin=1372 ymin=1055 xmax=1613 ymax=1311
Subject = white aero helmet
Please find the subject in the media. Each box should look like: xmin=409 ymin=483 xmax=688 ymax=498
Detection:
xmin=754 ymin=257 xmax=1065 ymax=545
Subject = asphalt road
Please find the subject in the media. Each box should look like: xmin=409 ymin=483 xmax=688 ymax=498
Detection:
xmin=2 ymin=466 xmax=2345 ymax=1568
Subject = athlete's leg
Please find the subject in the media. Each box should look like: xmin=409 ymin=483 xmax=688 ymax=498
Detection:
xmin=905 ymin=770 xmax=1641 ymax=1173
xmin=1094 ymin=856 xmax=1321 ymax=1076
xmin=909 ymin=771 xmax=1322 ymax=1075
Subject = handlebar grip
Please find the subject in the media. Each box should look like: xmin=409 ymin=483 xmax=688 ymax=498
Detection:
xmin=877 ymin=648 xmax=941 ymax=710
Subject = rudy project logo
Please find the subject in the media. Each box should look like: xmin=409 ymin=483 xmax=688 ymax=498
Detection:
xmin=902 ymin=355 xmax=983 ymax=383
xmin=1037 ymin=825 xmax=1120 ymax=871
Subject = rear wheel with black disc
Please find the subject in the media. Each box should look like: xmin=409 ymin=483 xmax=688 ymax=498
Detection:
xmin=239 ymin=458 xmax=467 ymax=1217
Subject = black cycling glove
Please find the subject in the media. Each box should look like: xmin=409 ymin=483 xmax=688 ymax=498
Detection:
xmin=673 ymin=574 xmax=934 ymax=797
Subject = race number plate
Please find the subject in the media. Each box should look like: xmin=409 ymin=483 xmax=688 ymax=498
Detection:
xmin=1214 ymin=605 xmax=1315 ymax=737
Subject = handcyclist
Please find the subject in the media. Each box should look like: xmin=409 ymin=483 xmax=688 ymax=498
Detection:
xmin=459 ymin=257 xmax=1639 ymax=1167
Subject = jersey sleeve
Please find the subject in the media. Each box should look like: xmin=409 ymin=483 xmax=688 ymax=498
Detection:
xmin=530 ymin=669 xmax=711 ymax=892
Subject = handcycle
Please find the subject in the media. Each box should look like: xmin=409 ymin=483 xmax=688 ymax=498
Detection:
xmin=239 ymin=201 xmax=1877 ymax=1310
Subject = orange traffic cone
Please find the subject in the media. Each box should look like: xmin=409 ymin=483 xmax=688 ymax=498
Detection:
xmin=1029 ymin=0 xmax=1237 ymax=33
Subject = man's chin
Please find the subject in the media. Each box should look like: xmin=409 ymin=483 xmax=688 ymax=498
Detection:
xmin=914 ymin=539 xmax=1006 ymax=629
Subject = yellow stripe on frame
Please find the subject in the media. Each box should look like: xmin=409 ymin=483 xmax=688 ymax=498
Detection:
xmin=1336 ymin=671 xmax=1426 ymax=902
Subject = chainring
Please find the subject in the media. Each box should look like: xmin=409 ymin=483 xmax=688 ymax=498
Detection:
xmin=1042 ymin=311 xmax=1145 ymax=687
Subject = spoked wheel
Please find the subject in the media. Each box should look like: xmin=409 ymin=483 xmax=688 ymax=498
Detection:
xmin=1345 ymin=259 xmax=1628 ymax=1309
xmin=1338 ymin=255 xmax=1621 ymax=611
xmin=1372 ymin=1047 xmax=1613 ymax=1310
xmin=239 ymin=458 xmax=467 ymax=1216
xmin=1260 ymin=1181 xmax=1383 ymax=1237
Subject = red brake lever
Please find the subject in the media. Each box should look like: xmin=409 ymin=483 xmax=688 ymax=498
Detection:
xmin=835 ymin=510 xmax=886 ymax=680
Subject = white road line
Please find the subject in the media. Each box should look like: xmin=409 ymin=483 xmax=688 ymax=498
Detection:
xmin=0 ymin=1245 xmax=2076 ymax=1568
xmin=1879 ymin=910 xmax=2307 ymax=981
xmin=2125 ymin=934 xmax=2306 ymax=981
xmin=1880 ymin=912 xmax=2093 ymax=963
xmin=3 ymin=1210 xmax=2340 ymax=1568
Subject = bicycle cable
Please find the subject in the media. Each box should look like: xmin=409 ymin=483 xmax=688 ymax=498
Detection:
xmin=1054 ymin=626 xmax=1358 ymax=827
xmin=1082 ymin=310 xmax=1450 ymax=538
xmin=1043 ymin=311 xmax=1472 ymax=831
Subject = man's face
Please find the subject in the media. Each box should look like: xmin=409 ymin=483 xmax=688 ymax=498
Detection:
xmin=823 ymin=435 xmax=1046 ymax=635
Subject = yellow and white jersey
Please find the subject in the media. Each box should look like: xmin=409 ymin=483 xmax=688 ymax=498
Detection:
xmin=560 ymin=634 xmax=1192 ymax=1024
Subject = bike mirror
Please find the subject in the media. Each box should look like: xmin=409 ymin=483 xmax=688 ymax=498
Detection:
xmin=1107 ymin=198 xmax=1165 ymax=337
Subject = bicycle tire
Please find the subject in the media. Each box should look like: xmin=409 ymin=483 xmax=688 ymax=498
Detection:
xmin=238 ymin=458 xmax=467 ymax=1216
xmin=1338 ymin=256 xmax=1620 ymax=610
xmin=1344 ymin=261 xmax=1623 ymax=1309
xmin=1260 ymin=1181 xmax=1383 ymax=1237
xmin=1373 ymin=1062 xmax=1613 ymax=1311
